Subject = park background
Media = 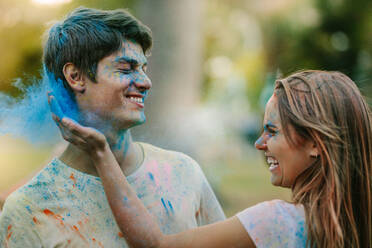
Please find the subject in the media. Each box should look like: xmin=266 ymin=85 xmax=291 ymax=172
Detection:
xmin=0 ymin=0 xmax=371 ymax=217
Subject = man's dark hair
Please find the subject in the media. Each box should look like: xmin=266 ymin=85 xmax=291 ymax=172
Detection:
xmin=43 ymin=6 xmax=152 ymax=89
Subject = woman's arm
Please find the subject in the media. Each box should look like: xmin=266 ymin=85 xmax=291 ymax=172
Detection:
xmin=48 ymin=94 xmax=255 ymax=248
xmin=94 ymin=147 xmax=254 ymax=248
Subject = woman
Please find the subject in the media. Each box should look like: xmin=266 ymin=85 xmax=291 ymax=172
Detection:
xmin=50 ymin=70 xmax=372 ymax=247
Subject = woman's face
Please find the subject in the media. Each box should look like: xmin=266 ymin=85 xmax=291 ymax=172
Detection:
xmin=255 ymin=93 xmax=317 ymax=187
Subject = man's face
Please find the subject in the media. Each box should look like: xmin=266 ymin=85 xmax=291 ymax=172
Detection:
xmin=78 ymin=39 xmax=152 ymax=131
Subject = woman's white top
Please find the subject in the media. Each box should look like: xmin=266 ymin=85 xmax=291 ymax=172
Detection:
xmin=236 ymin=199 xmax=307 ymax=248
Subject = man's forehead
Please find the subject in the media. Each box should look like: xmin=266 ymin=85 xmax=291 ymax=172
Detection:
xmin=116 ymin=40 xmax=147 ymax=63
xmin=104 ymin=40 xmax=147 ymax=65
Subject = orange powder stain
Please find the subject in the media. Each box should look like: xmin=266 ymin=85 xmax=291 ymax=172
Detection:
xmin=43 ymin=209 xmax=65 ymax=227
xmin=54 ymin=214 xmax=65 ymax=227
xmin=67 ymin=240 xmax=71 ymax=244
xmin=71 ymin=225 xmax=88 ymax=243
xmin=118 ymin=232 xmax=124 ymax=238
xmin=43 ymin=209 xmax=54 ymax=216
xmin=6 ymin=225 xmax=12 ymax=242
xmin=32 ymin=217 xmax=40 ymax=224
xmin=69 ymin=173 xmax=77 ymax=188
xmin=92 ymin=237 xmax=104 ymax=248
xmin=6 ymin=231 xmax=12 ymax=241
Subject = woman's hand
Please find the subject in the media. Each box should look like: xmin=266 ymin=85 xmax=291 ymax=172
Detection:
xmin=47 ymin=92 xmax=108 ymax=159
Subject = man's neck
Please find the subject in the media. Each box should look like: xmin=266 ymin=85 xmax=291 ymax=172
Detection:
xmin=59 ymin=130 xmax=144 ymax=177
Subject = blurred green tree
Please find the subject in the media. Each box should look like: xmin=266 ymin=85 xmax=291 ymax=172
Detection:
xmin=262 ymin=0 xmax=372 ymax=100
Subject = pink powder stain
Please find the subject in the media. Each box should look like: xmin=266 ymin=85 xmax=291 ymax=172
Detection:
xmin=148 ymin=160 xmax=173 ymax=187
xmin=161 ymin=162 xmax=173 ymax=180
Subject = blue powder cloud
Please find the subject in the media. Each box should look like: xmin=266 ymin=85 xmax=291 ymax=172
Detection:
xmin=0 ymin=66 xmax=79 ymax=145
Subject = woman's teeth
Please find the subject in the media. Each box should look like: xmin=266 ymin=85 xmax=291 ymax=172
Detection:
xmin=267 ymin=157 xmax=279 ymax=171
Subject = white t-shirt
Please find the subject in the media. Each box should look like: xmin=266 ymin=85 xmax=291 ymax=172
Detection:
xmin=237 ymin=199 xmax=307 ymax=248
xmin=0 ymin=143 xmax=225 ymax=247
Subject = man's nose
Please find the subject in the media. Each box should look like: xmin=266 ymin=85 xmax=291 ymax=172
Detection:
xmin=133 ymin=72 xmax=152 ymax=91
xmin=255 ymin=134 xmax=267 ymax=150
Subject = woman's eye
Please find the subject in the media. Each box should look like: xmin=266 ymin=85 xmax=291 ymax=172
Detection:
xmin=267 ymin=129 xmax=278 ymax=136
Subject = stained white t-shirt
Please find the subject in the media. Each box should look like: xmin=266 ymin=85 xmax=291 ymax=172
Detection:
xmin=0 ymin=142 xmax=225 ymax=247
xmin=237 ymin=199 xmax=307 ymax=248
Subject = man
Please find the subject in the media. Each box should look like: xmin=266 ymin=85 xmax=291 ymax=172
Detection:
xmin=0 ymin=7 xmax=225 ymax=247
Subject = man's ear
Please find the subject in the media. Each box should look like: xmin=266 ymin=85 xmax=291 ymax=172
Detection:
xmin=63 ymin=63 xmax=86 ymax=93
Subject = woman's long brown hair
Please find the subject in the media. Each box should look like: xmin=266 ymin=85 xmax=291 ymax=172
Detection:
xmin=274 ymin=70 xmax=371 ymax=247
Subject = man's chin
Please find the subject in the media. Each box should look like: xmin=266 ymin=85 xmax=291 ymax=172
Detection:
xmin=121 ymin=115 xmax=146 ymax=129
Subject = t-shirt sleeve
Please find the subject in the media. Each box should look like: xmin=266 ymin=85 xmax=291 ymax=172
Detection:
xmin=236 ymin=200 xmax=307 ymax=248
xmin=188 ymin=158 xmax=226 ymax=225
xmin=0 ymin=193 xmax=42 ymax=247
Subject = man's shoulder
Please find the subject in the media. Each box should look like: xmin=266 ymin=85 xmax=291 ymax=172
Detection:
xmin=140 ymin=142 xmax=200 ymax=169
xmin=0 ymin=186 xmax=34 ymax=222
xmin=2 ymin=159 xmax=66 ymax=212
xmin=140 ymin=142 xmax=196 ymax=160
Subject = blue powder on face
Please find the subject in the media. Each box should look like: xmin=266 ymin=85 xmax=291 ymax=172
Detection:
xmin=0 ymin=65 xmax=80 ymax=145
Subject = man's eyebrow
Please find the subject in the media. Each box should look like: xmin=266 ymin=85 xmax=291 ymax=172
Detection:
xmin=114 ymin=56 xmax=147 ymax=65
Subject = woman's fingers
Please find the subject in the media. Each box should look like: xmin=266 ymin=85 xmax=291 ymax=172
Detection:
xmin=62 ymin=118 xmax=107 ymax=145
xmin=47 ymin=93 xmax=64 ymax=120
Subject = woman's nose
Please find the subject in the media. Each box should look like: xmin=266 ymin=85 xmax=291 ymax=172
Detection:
xmin=255 ymin=135 xmax=267 ymax=150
